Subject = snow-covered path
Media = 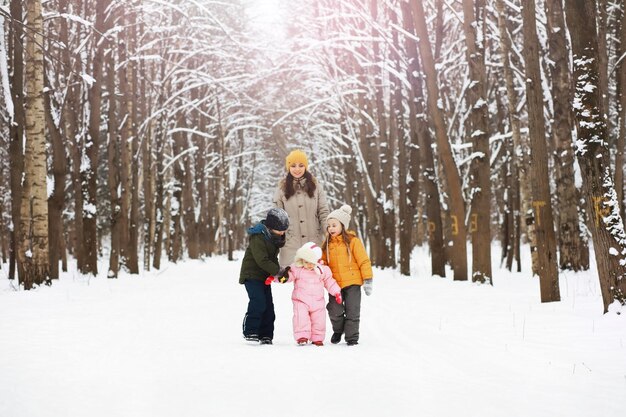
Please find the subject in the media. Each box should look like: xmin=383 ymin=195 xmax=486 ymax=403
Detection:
xmin=1 ymin=248 xmax=625 ymax=417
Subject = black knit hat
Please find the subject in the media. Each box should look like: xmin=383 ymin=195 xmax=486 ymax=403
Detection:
xmin=265 ymin=208 xmax=289 ymax=231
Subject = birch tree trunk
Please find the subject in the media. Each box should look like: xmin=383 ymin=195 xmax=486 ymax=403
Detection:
xmin=565 ymin=0 xmax=626 ymax=312
xmin=411 ymin=0 xmax=468 ymax=281
xmin=18 ymin=0 xmax=49 ymax=289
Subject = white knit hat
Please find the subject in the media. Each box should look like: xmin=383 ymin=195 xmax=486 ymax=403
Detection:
xmin=327 ymin=204 xmax=352 ymax=230
xmin=294 ymin=242 xmax=323 ymax=265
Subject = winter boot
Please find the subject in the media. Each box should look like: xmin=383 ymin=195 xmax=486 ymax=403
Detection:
xmin=330 ymin=333 xmax=342 ymax=344
xmin=259 ymin=337 xmax=273 ymax=345
xmin=297 ymin=338 xmax=308 ymax=345
xmin=312 ymin=341 xmax=324 ymax=346
xmin=346 ymin=340 xmax=358 ymax=346
xmin=244 ymin=334 xmax=259 ymax=343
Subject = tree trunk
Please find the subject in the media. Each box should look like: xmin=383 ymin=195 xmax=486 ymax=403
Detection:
xmin=616 ymin=5 xmax=626 ymax=224
xmin=18 ymin=0 xmax=49 ymax=289
xmin=494 ymin=87 xmax=519 ymax=272
xmin=107 ymin=35 xmax=121 ymax=278
xmin=181 ymin=130 xmax=199 ymax=260
xmin=565 ymin=0 xmax=626 ymax=312
xmin=401 ymin=1 xmax=444 ymax=277
xmin=141 ymin=57 xmax=154 ymax=271
xmin=462 ymin=0 xmax=492 ymax=284
xmin=153 ymin=120 xmax=166 ymax=269
xmin=169 ymin=127 xmax=183 ymax=263
xmin=495 ymin=0 xmax=532 ymax=274
xmin=8 ymin=0 xmax=25 ymax=281
xmin=0 ymin=169 xmax=7 ymax=264
xmin=411 ymin=0 xmax=468 ymax=281
xmin=44 ymin=74 xmax=66 ymax=280
xmin=118 ymin=20 xmax=132 ymax=270
xmin=59 ymin=0 xmax=84 ymax=273
xmin=196 ymin=106 xmax=209 ymax=257
xmin=391 ymin=4 xmax=412 ymax=276
xmin=82 ymin=0 xmax=110 ymax=275
xmin=127 ymin=11 xmax=140 ymax=274
xmin=595 ymin=0 xmax=610 ymax=119
xmin=346 ymin=7 xmax=380 ymax=265
xmin=545 ymin=0 xmax=590 ymax=271
xmin=521 ymin=0 xmax=560 ymax=302
xmin=369 ymin=0 xmax=395 ymax=269
xmin=152 ymin=57 xmax=168 ymax=269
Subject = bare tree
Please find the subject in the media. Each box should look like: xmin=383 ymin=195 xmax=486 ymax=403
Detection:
xmin=521 ymin=0 xmax=560 ymax=302
xmin=410 ymin=0 xmax=468 ymax=281
xmin=8 ymin=0 xmax=25 ymax=281
xmin=18 ymin=0 xmax=49 ymax=289
xmin=462 ymin=0 xmax=492 ymax=284
xmin=82 ymin=0 xmax=111 ymax=275
xmin=44 ymin=73 xmax=66 ymax=280
xmin=616 ymin=4 xmax=626 ymax=223
xmin=400 ymin=0 xmax=444 ymax=277
xmin=565 ymin=0 xmax=626 ymax=312
xmin=545 ymin=0 xmax=589 ymax=271
xmin=391 ymin=2 xmax=416 ymax=276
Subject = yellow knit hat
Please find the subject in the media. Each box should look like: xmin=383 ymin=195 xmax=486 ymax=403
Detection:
xmin=285 ymin=150 xmax=309 ymax=171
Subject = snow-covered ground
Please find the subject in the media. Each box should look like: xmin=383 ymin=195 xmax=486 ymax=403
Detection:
xmin=1 ymin=246 xmax=624 ymax=417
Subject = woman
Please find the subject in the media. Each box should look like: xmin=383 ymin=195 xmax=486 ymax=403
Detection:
xmin=273 ymin=149 xmax=329 ymax=266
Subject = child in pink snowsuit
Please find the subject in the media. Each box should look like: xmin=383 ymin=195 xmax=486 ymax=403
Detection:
xmin=280 ymin=242 xmax=342 ymax=346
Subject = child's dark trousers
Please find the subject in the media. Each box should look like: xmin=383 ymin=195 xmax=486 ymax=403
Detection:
xmin=242 ymin=280 xmax=275 ymax=340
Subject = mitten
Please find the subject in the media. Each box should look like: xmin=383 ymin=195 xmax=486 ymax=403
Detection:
xmin=363 ymin=279 xmax=373 ymax=296
xmin=335 ymin=293 xmax=343 ymax=304
xmin=264 ymin=276 xmax=275 ymax=285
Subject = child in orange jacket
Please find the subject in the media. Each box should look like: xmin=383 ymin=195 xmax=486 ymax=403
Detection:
xmin=321 ymin=205 xmax=373 ymax=346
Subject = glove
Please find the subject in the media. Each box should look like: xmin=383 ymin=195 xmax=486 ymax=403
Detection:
xmin=363 ymin=279 xmax=373 ymax=296
xmin=335 ymin=293 xmax=342 ymax=304
xmin=277 ymin=266 xmax=291 ymax=283
xmin=264 ymin=276 xmax=275 ymax=285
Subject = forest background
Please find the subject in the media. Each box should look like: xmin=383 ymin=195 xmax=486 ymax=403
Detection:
xmin=1 ymin=0 xmax=626 ymax=314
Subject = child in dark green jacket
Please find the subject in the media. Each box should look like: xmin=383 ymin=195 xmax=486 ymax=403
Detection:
xmin=240 ymin=208 xmax=289 ymax=345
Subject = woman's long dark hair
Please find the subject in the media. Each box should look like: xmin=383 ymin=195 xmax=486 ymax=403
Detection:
xmin=283 ymin=171 xmax=316 ymax=199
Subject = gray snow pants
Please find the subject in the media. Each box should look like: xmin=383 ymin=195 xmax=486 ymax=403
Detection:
xmin=326 ymin=284 xmax=361 ymax=343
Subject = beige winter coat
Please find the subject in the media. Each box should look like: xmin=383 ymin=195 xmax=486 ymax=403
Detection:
xmin=273 ymin=177 xmax=330 ymax=266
